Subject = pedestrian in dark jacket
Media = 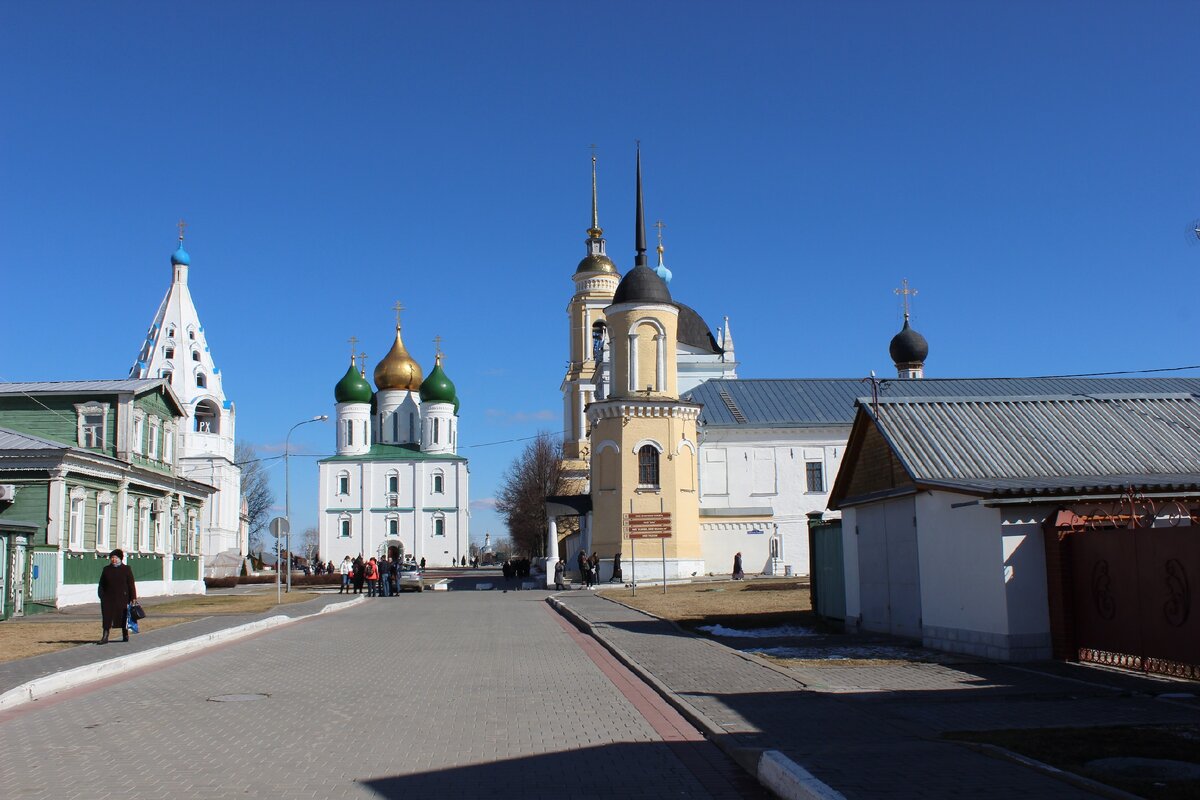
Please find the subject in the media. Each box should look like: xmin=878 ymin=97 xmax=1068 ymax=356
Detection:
xmin=611 ymin=551 xmax=622 ymax=583
xmin=97 ymin=549 xmax=137 ymax=644
xmin=732 ymin=551 xmax=745 ymax=580
xmin=352 ymin=555 xmax=365 ymax=594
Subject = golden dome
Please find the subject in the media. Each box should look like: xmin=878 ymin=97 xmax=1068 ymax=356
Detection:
xmin=373 ymin=326 xmax=423 ymax=391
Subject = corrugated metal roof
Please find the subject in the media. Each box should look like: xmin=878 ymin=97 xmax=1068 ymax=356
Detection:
xmin=0 ymin=379 xmax=164 ymax=395
xmin=0 ymin=426 xmax=70 ymax=451
xmin=687 ymin=377 xmax=1200 ymax=428
xmin=866 ymin=394 xmax=1200 ymax=494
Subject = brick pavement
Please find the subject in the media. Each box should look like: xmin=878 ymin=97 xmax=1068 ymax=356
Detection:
xmin=0 ymin=590 xmax=764 ymax=799
xmin=555 ymin=592 xmax=1200 ymax=799
xmin=0 ymin=592 xmax=353 ymax=696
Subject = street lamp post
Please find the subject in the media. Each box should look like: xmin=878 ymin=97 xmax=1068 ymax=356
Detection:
xmin=285 ymin=415 xmax=328 ymax=592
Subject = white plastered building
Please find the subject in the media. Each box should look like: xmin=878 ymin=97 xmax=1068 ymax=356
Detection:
xmin=317 ymin=322 xmax=469 ymax=567
xmin=129 ymin=235 xmax=243 ymax=570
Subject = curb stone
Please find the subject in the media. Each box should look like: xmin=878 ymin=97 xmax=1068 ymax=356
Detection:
xmin=0 ymin=596 xmax=365 ymax=711
xmin=548 ymin=596 xmax=845 ymax=800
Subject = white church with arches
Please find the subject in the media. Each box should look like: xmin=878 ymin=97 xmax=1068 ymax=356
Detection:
xmin=317 ymin=311 xmax=469 ymax=567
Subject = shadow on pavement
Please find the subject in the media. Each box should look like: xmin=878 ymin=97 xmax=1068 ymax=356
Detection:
xmin=360 ymin=740 xmax=768 ymax=799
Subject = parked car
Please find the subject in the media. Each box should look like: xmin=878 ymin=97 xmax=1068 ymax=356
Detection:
xmin=398 ymin=564 xmax=423 ymax=592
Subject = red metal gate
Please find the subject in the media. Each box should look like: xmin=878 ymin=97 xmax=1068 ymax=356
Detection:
xmin=1060 ymin=520 xmax=1199 ymax=679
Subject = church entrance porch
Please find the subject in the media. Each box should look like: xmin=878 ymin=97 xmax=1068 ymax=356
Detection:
xmin=381 ymin=540 xmax=406 ymax=562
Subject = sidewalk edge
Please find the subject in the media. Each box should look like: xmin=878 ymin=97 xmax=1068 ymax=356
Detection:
xmin=0 ymin=596 xmax=365 ymax=711
xmin=548 ymin=596 xmax=844 ymax=800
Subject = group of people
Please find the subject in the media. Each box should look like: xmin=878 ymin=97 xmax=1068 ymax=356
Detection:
xmin=337 ymin=554 xmax=424 ymax=596
xmin=547 ymin=550 xmax=623 ymax=590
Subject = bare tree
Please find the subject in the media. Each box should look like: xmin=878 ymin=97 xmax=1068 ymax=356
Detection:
xmin=236 ymin=442 xmax=275 ymax=553
xmin=299 ymin=526 xmax=320 ymax=564
xmin=495 ymin=432 xmax=564 ymax=557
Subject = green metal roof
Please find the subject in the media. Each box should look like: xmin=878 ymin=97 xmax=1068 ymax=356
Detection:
xmin=319 ymin=443 xmax=466 ymax=463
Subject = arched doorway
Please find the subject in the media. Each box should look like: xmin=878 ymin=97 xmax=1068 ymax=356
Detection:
xmin=382 ymin=539 xmax=405 ymax=561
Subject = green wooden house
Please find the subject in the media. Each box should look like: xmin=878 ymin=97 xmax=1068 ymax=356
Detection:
xmin=0 ymin=379 xmax=214 ymax=619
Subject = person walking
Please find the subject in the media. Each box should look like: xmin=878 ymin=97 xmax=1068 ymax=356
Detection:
xmin=589 ymin=551 xmax=600 ymax=585
xmin=732 ymin=551 xmax=745 ymax=580
xmin=97 ymin=548 xmax=136 ymax=644
xmin=611 ymin=551 xmax=623 ymax=583
xmin=553 ymin=558 xmax=565 ymax=591
xmin=419 ymin=556 xmax=426 ymax=570
xmin=339 ymin=555 xmax=352 ymax=593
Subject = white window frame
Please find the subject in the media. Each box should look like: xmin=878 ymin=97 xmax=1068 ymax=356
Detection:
xmin=68 ymin=487 xmax=86 ymax=550
xmin=337 ymin=471 xmax=350 ymax=496
xmin=433 ymin=514 xmax=446 ymax=537
xmin=124 ymin=503 xmax=135 ymax=551
xmin=432 ymin=471 xmax=445 ymax=494
xmin=163 ymin=424 xmax=174 ymax=464
xmin=148 ymin=417 xmax=160 ymax=460
xmin=339 ymin=515 xmax=352 ymax=538
xmin=138 ymin=501 xmax=151 ymax=552
xmin=132 ymin=410 xmax=146 ymax=455
xmin=75 ymin=402 xmax=109 ymax=449
xmin=96 ymin=493 xmax=113 ymax=552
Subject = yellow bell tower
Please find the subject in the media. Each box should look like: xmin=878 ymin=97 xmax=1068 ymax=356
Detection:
xmin=560 ymin=154 xmax=619 ymax=488
xmin=587 ymin=147 xmax=703 ymax=580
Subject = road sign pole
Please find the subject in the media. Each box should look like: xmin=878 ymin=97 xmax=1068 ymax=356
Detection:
xmin=661 ymin=537 xmax=667 ymax=594
xmin=631 ymin=539 xmax=636 ymax=597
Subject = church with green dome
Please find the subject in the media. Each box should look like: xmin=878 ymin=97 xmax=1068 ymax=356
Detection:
xmin=317 ymin=311 xmax=468 ymax=567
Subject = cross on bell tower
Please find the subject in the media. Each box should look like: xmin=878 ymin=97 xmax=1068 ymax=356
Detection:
xmin=894 ymin=279 xmax=918 ymax=321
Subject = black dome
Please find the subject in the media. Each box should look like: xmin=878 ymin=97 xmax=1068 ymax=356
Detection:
xmin=612 ymin=264 xmax=672 ymax=305
xmin=676 ymin=302 xmax=722 ymax=354
xmin=889 ymin=318 xmax=929 ymax=364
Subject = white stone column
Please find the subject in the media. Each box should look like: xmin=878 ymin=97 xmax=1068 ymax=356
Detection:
xmin=542 ymin=515 xmax=559 ymax=589
xmin=46 ymin=466 xmax=68 ymax=547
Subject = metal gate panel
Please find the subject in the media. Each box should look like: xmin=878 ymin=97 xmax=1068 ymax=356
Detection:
xmin=29 ymin=550 xmax=57 ymax=604
xmin=1069 ymin=526 xmax=1200 ymax=678
xmin=884 ymin=499 xmax=922 ymax=639
xmin=857 ymin=505 xmax=891 ymax=633
xmin=812 ymin=522 xmax=846 ymax=621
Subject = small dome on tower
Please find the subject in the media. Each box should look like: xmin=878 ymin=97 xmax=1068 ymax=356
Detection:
xmin=889 ymin=317 xmax=929 ymax=365
xmin=171 ymin=245 xmax=190 ymax=266
xmin=612 ymin=264 xmax=672 ymax=305
xmin=334 ymin=360 xmax=372 ymax=404
xmin=575 ymin=253 xmax=618 ymax=276
xmin=419 ymin=355 xmax=457 ymax=404
xmin=374 ymin=327 xmax=423 ymax=391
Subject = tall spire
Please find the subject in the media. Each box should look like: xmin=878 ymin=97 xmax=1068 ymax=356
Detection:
xmin=634 ymin=142 xmax=648 ymax=268
xmin=587 ymin=151 xmax=603 ymax=239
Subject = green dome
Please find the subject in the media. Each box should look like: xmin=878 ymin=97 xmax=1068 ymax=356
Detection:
xmin=334 ymin=360 xmax=373 ymax=404
xmin=419 ymin=356 xmax=457 ymax=404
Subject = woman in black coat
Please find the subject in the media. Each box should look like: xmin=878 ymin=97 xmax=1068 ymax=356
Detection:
xmin=97 ymin=549 xmax=137 ymax=644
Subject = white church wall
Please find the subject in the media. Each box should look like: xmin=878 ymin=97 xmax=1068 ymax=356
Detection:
xmin=698 ymin=427 xmax=849 ymax=577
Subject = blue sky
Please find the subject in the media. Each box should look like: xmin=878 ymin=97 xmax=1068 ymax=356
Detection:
xmin=3 ymin=2 xmax=1199 ymax=546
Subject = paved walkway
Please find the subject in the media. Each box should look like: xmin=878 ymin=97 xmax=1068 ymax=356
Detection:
xmin=0 ymin=590 xmax=764 ymax=799
xmin=0 ymin=591 xmax=353 ymax=696
xmin=554 ymin=592 xmax=1200 ymax=799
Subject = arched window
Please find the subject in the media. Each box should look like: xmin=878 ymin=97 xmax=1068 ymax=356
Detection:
xmin=164 ymin=346 xmax=175 ymax=359
xmin=433 ymin=418 xmax=440 ymax=443
xmin=387 ymin=472 xmax=399 ymax=494
xmin=434 ymin=515 xmax=446 ymax=536
xmin=194 ymin=399 xmax=220 ymax=434
xmin=337 ymin=471 xmax=350 ymax=496
xmin=591 ymin=320 xmax=608 ymax=361
xmin=338 ymin=515 xmax=352 ymax=538
xmin=387 ymin=516 xmax=399 ymax=537
xmin=166 ymin=325 xmax=176 ymax=338
xmin=192 ymin=350 xmax=201 ymax=362
xmin=638 ymin=445 xmax=660 ymax=488
xmin=432 ymin=472 xmax=444 ymax=494
xmin=196 ymin=372 xmax=207 ymax=389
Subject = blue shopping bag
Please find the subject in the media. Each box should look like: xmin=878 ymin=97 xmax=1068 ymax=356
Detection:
xmin=126 ymin=605 xmax=140 ymax=634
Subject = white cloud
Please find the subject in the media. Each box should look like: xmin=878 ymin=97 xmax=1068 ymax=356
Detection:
xmin=484 ymin=409 xmax=556 ymax=425
xmin=471 ymin=497 xmax=498 ymax=511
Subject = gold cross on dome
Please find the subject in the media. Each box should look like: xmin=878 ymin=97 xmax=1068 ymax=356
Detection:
xmin=654 ymin=219 xmax=666 ymax=248
xmin=177 ymin=218 xmax=187 ymax=242
xmin=894 ymin=279 xmax=918 ymax=318
xmin=347 ymin=336 xmax=359 ymax=360
xmin=392 ymin=300 xmax=405 ymax=327
xmin=433 ymin=335 xmax=443 ymax=357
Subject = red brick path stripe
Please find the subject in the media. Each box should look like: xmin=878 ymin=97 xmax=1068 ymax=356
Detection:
xmin=546 ymin=603 xmax=767 ymax=799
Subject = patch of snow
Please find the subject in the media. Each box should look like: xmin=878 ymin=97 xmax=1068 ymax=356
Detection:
xmin=696 ymin=624 xmax=818 ymax=638
xmin=747 ymin=645 xmax=917 ymax=661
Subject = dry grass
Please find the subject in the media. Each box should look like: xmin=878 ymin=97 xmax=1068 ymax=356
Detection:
xmin=0 ymin=592 xmax=318 ymax=664
xmin=148 ymin=591 xmax=317 ymax=616
xmin=0 ymin=617 xmax=190 ymax=662
xmin=598 ymin=578 xmax=813 ymax=628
